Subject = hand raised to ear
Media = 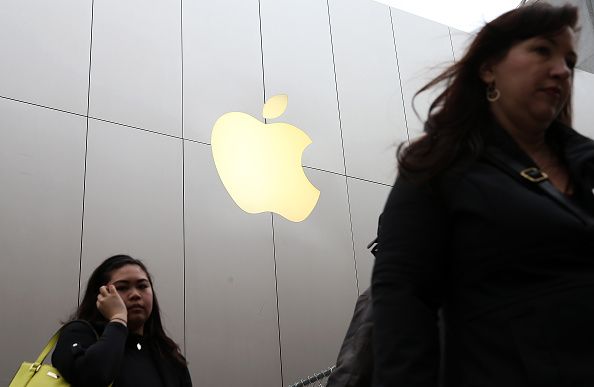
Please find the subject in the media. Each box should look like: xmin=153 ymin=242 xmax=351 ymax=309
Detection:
xmin=96 ymin=285 xmax=128 ymax=323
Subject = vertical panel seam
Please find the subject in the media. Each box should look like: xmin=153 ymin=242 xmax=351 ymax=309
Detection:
xmin=258 ymin=0 xmax=267 ymax=104
xmin=78 ymin=0 xmax=95 ymax=306
xmin=270 ymin=214 xmax=284 ymax=387
xmin=326 ymin=0 xmax=359 ymax=295
xmin=389 ymin=8 xmax=410 ymax=143
xmin=259 ymin=2 xmax=284 ymax=386
xmin=448 ymin=28 xmax=456 ymax=62
xmin=180 ymin=0 xmax=187 ymax=357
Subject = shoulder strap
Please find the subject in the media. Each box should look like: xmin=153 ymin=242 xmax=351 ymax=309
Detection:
xmin=484 ymin=147 xmax=594 ymax=226
xmin=33 ymin=331 xmax=61 ymax=365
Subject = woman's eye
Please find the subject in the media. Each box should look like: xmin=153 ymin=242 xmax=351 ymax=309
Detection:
xmin=534 ymin=46 xmax=551 ymax=56
xmin=116 ymin=286 xmax=127 ymax=292
xmin=566 ymin=58 xmax=576 ymax=69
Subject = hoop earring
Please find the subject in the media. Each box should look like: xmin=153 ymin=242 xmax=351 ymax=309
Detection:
xmin=486 ymin=83 xmax=500 ymax=102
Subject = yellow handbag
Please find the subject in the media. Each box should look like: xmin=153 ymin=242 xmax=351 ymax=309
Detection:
xmin=9 ymin=330 xmax=69 ymax=387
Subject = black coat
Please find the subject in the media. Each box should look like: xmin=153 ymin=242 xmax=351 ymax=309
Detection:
xmin=326 ymin=287 xmax=374 ymax=387
xmin=52 ymin=320 xmax=192 ymax=387
xmin=371 ymin=123 xmax=594 ymax=387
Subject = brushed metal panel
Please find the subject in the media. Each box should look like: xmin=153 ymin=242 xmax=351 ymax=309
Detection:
xmin=574 ymin=69 xmax=594 ymax=139
xmin=449 ymin=27 xmax=472 ymax=63
xmin=0 ymin=0 xmax=92 ymax=114
xmin=260 ymin=0 xmax=345 ymax=174
xmin=184 ymin=141 xmax=281 ymax=387
xmin=329 ymin=0 xmax=405 ymax=185
xmin=0 ymin=99 xmax=86 ymax=384
xmin=183 ymin=0 xmax=264 ymax=144
xmin=347 ymin=177 xmax=392 ymax=292
xmin=89 ymin=0 xmax=182 ymax=137
xmin=391 ymin=8 xmax=455 ymax=138
xmin=80 ymin=120 xmax=184 ymax=349
xmin=273 ymin=168 xmax=358 ymax=384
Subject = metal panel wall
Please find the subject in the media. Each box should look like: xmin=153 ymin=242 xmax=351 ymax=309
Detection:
xmin=0 ymin=0 xmax=92 ymax=114
xmin=184 ymin=141 xmax=282 ymax=387
xmin=574 ymin=69 xmax=594 ymax=139
xmin=182 ymin=0 xmax=264 ymax=144
xmin=0 ymin=99 xmax=86 ymax=385
xmin=89 ymin=0 xmax=182 ymax=137
xmin=329 ymin=0 xmax=406 ymax=186
xmin=80 ymin=121 xmax=185 ymax=347
xmin=449 ymin=28 xmax=472 ymax=62
xmin=391 ymin=8 xmax=455 ymax=138
xmin=273 ymin=168 xmax=358 ymax=384
xmin=260 ymin=0 xmax=345 ymax=175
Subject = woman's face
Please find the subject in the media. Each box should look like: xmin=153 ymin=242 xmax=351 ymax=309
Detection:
xmin=108 ymin=264 xmax=154 ymax=332
xmin=481 ymin=26 xmax=577 ymax=132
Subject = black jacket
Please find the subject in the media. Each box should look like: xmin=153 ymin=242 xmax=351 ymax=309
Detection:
xmin=52 ymin=320 xmax=192 ymax=387
xmin=326 ymin=288 xmax=374 ymax=387
xmin=372 ymin=123 xmax=594 ymax=387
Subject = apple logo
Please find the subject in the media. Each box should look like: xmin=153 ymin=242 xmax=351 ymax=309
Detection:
xmin=211 ymin=94 xmax=320 ymax=222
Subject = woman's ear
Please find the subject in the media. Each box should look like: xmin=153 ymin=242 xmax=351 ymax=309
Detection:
xmin=479 ymin=62 xmax=495 ymax=84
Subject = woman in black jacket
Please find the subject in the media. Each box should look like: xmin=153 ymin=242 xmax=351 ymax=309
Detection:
xmin=52 ymin=255 xmax=192 ymax=387
xmin=372 ymin=3 xmax=594 ymax=387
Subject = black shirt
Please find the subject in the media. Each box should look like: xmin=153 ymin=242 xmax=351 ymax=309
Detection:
xmin=52 ymin=320 xmax=191 ymax=387
xmin=116 ymin=333 xmax=164 ymax=387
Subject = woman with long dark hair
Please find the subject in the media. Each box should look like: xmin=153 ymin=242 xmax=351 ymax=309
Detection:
xmin=372 ymin=3 xmax=594 ymax=386
xmin=52 ymin=255 xmax=191 ymax=386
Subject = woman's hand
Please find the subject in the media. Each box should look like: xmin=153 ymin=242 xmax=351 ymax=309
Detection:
xmin=96 ymin=285 xmax=128 ymax=323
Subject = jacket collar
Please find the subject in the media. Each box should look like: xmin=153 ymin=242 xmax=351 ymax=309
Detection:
xmin=484 ymin=120 xmax=594 ymax=177
xmin=483 ymin=120 xmax=594 ymax=218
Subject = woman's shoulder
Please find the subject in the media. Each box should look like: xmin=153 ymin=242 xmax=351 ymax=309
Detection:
xmin=395 ymin=160 xmax=473 ymax=196
xmin=555 ymin=123 xmax=594 ymax=164
xmin=53 ymin=320 xmax=105 ymax=368
xmin=60 ymin=319 xmax=106 ymax=338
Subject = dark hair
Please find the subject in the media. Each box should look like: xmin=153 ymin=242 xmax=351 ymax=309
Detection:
xmin=398 ymin=3 xmax=579 ymax=181
xmin=72 ymin=254 xmax=187 ymax=367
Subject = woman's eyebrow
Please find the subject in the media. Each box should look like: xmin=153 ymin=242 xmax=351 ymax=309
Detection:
xmin=543 ymin=36 xmax=557 ymax=45
xmin=112 ymin=278 xmax=149 ymax=285
xmin=542 ymin=36 xmax=578 ymax=59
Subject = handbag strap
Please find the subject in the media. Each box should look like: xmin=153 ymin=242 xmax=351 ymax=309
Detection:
xmin=33 ymin=331 xmax=61 ymax=365
xmin=485 ymin=147 xmax=594 ymax=226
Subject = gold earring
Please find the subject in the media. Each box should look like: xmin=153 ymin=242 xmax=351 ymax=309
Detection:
xmin=486 ymin=83 xmax=500 ymax=102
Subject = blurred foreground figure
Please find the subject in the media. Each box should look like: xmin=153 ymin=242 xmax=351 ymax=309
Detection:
xmin=372 ymin=3 xmax=594 ymax=387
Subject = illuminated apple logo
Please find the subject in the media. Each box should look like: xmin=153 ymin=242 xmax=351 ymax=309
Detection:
xmin=211 ymin=95 xmax=320 ymax=222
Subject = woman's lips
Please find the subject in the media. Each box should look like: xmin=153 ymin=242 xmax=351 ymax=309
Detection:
xmin=541 ymin=87 xmax=562 ymax=97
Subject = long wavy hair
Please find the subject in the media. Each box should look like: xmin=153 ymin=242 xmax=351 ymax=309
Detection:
xmin=71 ymin=254 xmax=187 ymax=367
xmin=398 ymin=3 xmax=579 ymax=181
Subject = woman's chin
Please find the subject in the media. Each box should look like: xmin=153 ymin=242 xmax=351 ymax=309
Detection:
xmin=127 ymin=315 xmax=146 ymax=328
xmin=531 ymin=104 xmax=562 ymax=125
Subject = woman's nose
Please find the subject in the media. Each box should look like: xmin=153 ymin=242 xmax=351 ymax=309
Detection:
xmin=128 ymin=288 xmax=141 ymax=299
xmin=551 ymin=57 xmax=572 ymax=79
